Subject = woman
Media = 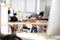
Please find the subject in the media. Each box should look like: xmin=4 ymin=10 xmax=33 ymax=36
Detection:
xmin=28 ymin=11 xmax=44 ymax=20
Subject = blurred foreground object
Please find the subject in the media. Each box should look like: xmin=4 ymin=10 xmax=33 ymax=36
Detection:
xmin=46 ymin=0 xmax=60 ymax=36
xmin=1 ymin=34 xmax=22 ymax=40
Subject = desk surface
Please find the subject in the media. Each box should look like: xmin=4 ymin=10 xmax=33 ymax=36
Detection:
xmin=8 ymin=20 xmax=48 ymax=26
xmin=16 ymin=33 xmax=55 ymax=40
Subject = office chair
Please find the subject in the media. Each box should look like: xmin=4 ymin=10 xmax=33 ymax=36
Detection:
xmin=1 ymin=34 xmax=22 ymax=40
xmin=20 ymin=24 xmax=32 ymax=33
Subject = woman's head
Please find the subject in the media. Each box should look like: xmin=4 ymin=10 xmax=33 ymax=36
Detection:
xmin=37 ymin=11 xmax=44 ymax=20
xmin=39 ymin=11 xmax=44 ymax=16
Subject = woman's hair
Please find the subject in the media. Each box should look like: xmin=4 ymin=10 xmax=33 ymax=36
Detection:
xmin=14 ymin=13 xmax=17 ymax=16
xmin=8 ymin=10 xmax=11 ymax=14
xmin=39 ymin=11 xmax=44 ymax=16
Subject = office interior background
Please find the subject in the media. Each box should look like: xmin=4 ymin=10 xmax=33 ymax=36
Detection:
xmin=0 ymin=0 xmax=60 ymax=40
xmin=0 ymin=0 xmax=51 ymax=18
xmin=0 ymin=0 xmax=51 ymax=33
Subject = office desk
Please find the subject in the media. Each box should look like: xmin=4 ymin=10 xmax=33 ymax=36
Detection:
xmin=16 ymin=33 xmax=55 ymax=40
xmin=8 ymin=20 xmax=47 ymax=26
xmin=8 ymin=21 xmax=48 ymax=32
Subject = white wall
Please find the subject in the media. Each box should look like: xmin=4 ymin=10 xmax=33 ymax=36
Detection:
xmin=36 ymin=0 xmax=40 ymax=14
xmin=40 ymin=0 xmax=45 ymax=12
xmin=25 ymin=0 xmax=36 ymax=13
xmin=1 ymin=3 xmax=8 ymax=34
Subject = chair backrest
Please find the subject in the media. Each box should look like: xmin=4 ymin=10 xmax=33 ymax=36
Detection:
xmin=1 ymin=34 xmax=22 ymax=40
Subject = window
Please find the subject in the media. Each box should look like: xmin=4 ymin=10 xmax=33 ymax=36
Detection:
xmin=25 ymin=0 xmax=36 ymax=13
xmin=17 ymin=0 xmax=25 ymax=12
xmin=11 ymin=0 xmax=37 ymax=13
xmin=11 ymin=0 xmax=25 ymax=12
